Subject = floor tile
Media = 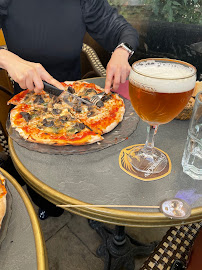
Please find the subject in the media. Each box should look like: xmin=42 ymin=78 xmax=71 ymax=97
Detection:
xmin=46 ymin=224 xmax=104 ymax=270
xmin=67 ymin=215 xmax=102 ymax=256
xmin=39 ymin=210 xmax=72 ymax=241
xmin=23 ymin=185 xmax=72 ymax=241
xmin=22 ymin=185 xmax=169 ymax=269
xmin=126 ymin=226 xmax=169 ymax=243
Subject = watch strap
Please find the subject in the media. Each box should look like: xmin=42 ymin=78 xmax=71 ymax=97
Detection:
xmin=114 ymin=42 xmax=134 ymax=58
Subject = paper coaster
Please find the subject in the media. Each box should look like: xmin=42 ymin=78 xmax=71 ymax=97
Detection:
xmin=119 ymin=144 xmax=172 ymax=181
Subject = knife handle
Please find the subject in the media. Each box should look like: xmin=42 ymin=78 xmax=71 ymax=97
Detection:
xmin=42 ymin=81 xmax=62 ymax=96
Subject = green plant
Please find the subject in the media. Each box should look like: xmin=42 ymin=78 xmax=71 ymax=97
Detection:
xmin=108 ymin=0 xmax=202 ymax=24
xmin=146 ymin=0 xmax=202 ymax=24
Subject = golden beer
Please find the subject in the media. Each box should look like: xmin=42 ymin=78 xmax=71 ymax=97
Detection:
xmin=129 ymin=59 xmax=196 ymax=125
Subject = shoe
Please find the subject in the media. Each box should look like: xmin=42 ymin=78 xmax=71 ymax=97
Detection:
xmin=48 ymin=207 xmax=64 ymax=217
xmin=38 ymin=207 xmax=64 ymax=220
xmin=38 ymin=208 xmax=49 ymax=220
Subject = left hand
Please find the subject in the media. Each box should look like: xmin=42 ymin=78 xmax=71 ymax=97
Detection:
xmin=104 ymin=48 xmax=131 ymax=93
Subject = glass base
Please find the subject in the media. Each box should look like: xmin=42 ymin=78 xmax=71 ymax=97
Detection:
xmin=128 ymin=145 xmax=167 ymax=174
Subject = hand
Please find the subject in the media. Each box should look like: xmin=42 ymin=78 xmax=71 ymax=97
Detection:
xmin=0 ymin=50 xmax=64 ymax=93
xmin=105 ymin=48 xmax=131 ymax=93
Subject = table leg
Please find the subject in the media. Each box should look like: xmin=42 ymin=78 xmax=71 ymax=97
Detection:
xmin=88 ymin=220 xmax=157 ymax=270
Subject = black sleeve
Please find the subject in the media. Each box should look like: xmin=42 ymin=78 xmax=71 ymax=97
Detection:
xmin=0 ymin=0 xmax=10 ymax=29
xmin=81 ymin=0 xmax=139 ymax=52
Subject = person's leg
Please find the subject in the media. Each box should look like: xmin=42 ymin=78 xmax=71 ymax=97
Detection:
xmin=26 ymin=185 xmax=64 ymax=219
xmin=2 ymin=156 xmax=26 ymax=186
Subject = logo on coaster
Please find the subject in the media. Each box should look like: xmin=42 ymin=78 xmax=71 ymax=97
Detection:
xmin=119 ymin=144 xmax=172 ymax=181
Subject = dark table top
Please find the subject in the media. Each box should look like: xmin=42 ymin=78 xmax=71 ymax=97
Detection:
xmin=8 ymin=78 xmax=202 ymax=227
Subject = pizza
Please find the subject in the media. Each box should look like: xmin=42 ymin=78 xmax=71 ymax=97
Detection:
xmin=0 ymin=173 xmax=7 ymax=229
xmin=8 ymin=81 xmax=125 ymax=146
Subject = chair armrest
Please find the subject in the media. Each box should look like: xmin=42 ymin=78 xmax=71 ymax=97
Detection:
xmin=0 ymin=121 xmax=9 ymax=156
xmin=82 ymin=43 xmax=106 ymax=77
xmin=140 ymin=222 xmax=202 ymax=270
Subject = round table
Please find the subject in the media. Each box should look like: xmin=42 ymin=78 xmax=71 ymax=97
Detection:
xmin=0 ymin=168 xmax=48 ymax=270
xmin=8 ymin=77 xmax=202 ymax=270
xmin=8 ymin=77 xmax=202 ymax=228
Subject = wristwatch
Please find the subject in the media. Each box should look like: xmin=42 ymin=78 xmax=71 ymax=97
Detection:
xmin=114 ymin=43 xmax=134 ymax=58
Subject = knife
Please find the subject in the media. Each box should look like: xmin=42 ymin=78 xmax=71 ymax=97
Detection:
xmin=43 ymin=81 xmax=92 ymax=105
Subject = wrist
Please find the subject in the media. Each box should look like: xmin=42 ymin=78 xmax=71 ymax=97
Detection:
xmin=114 ymin=42 xmax=134 ymax=59
xmin=114 ymin=47 xmax=130 ymax=58
xmin=0 ymin=48 xmax=9 ymax=69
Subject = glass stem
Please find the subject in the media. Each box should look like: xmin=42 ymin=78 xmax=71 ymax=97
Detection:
xmin=143 ymin=125 xmax=159 ymax=153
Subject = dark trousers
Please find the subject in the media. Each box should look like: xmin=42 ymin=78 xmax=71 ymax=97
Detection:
xmin=3 ymin=157 xmax=63 ymax=215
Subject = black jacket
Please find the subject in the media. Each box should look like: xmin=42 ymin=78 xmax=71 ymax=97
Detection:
xmin=0 ymin=0 xmax=139 ymax=91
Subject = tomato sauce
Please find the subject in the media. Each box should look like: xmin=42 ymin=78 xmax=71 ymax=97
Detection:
xmin=0 ymin=179 xmax=7 ymax=198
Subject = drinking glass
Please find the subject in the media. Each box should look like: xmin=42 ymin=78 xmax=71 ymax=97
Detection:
xmin=182 ymin=91 xmax=202 ymax=180
xmin=128 ymin=58 xmax=196 ymax=174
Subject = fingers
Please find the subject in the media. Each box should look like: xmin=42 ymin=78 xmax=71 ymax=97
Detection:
xmin=105 ymin=66 xmax=114 ymax=94
xmin=105 ymin=48 xmax=132 ymax=93
xmin=45 ymin=76 xmax=65 ymax=91
xmin=34 ymin=63 xmax=65 ymax=92
xmin=3 ymin=52 xmax=64 ymax=93
xmin=18 ymin=62 xmax=64 ymax=93
xmin=112 ymin=67 xmax=121 ymax=91
xmin=105 ymin=64 xmax=131 ymax=93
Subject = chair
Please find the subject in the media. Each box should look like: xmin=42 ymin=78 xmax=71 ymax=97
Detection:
xmin=81 ymin=43 xmax=106 ymax=78
xmin=0 ymin=69 xmax=13 ymax=157
xmin=139 ymin=222 xmax=202 ymax=270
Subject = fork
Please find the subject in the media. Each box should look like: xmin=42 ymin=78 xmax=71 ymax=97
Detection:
xmin=90 ymin=86 xmax=113 ymax=105
xmin=90 ymin=92 xmax=105 ymax=104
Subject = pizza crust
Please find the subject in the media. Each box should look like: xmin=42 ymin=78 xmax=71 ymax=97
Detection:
xmin=0 ymin=195 xmax=6 ymax=228
xmin=0 ymin=175 xmax=7 ymax=229
xmin=27 ymin=132 xmax=103 ymax=145
xmin=103 ymin=106 xmax=125 ymax=134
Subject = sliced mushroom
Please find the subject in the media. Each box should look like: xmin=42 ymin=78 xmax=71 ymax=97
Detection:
xmin=33 ymin=95 xmax=44 ymax=104
xmin=87 ymin=111 xmax=95 ymax=117
xmin=101 ymin=95 xmax=112 ymax=102
xmin=20 ymin=112 xmax=31 ymax=122
xmin=77 ymin=123 xmax=85 ymax=130
xmin=73 ymin=123 xmax=85 ymax=134
xmin=84 ymin=88 xmax=97 ymax=95
xmin=52 ymin=108 xmax=62 ymax=115
xmin=73 ymin=105 xmax=82 ymax=113
xmin=42 ymin=119 xmax=54 ymax=127
xmin=59 ymin=115 xmax=75 ymax=123
xmin=96 ymin=100 xmax=104 ymax=108
xmin=67 ymin=86 xmax=75 ymax=94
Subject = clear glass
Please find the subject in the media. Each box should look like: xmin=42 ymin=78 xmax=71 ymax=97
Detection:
xmin=128 ymin=58 xmax=196 ymax=174
xmin=182 ymin=91 xmax=202 ymax=180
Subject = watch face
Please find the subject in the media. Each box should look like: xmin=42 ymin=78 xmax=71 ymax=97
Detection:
xmin=124 ymin=43 xmax=133 ymax=51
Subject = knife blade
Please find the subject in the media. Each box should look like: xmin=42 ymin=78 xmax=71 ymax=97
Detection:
xmin=43 ymin=81 xmax=92 ymax=105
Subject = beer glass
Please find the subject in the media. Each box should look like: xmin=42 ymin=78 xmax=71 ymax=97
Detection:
xmin=128 ymin=58 xmax=196 ymax=174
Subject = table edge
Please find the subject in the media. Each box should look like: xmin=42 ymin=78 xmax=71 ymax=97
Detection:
xmin=9 ymin=137 xmax=202 ymax=227
xmin=0 ymin=167 xmax=49 ymax=270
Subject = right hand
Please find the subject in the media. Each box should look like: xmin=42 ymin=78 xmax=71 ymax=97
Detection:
xmin=0 ymin=50 xmax=64 ymax=93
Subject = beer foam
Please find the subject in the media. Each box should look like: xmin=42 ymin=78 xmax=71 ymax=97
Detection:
xmin=130 ymin=60 xmax=196 ymax=93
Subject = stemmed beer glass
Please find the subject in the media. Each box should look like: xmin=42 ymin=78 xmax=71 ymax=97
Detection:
xmin=128 ymin=58 xmax=196 ymax=174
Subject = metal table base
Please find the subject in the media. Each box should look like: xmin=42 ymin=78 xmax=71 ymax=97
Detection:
xmin=89 ymin=220 xmax=157 ymax=270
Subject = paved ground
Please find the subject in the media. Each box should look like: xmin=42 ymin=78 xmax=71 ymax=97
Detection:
xmin=23 ymin=186 xmax=169 ymax=270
